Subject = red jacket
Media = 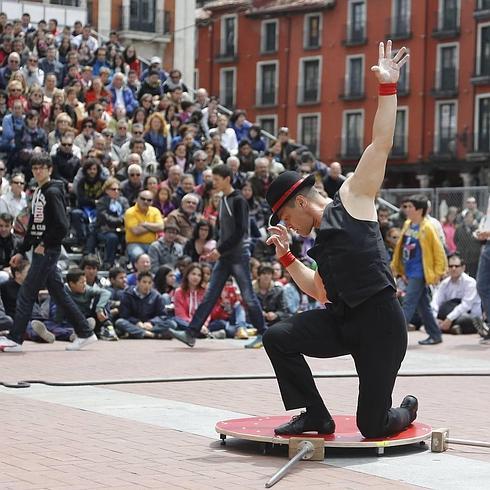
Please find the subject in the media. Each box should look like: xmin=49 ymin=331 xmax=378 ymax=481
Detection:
xmin=173 ymin=287 xmax=206 ymax=323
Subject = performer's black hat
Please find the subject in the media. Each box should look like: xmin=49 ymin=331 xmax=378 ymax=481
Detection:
xmin=266 ymin=171 xmax=316 ymax=226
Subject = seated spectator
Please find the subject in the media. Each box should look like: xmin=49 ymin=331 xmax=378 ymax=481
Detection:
xmin=74 ymin=117 xmax=99 ymax=157
xmin=57 ymin=268 xmax=117 ymax=341
xmin=209 ymin=130 xmax=230 ymax=164
xmin=138 ymin=69 xmax=164 ymax=100
xmin=0 ymin=173 xmax=27 ymax=220
xmin=21 ymin=53 xmax=44 ymax=87
xmin=144 ymin=175 xmax=160 ymax=197
xmin=91 ymin=47 xmax=111 ymax=76
xmin=141 ymin=56 xmax=167 ymax=82
xmin=0 ymin=99 xmax=25 ymax=155
xmin=272 ymin=261 xmax=287 ymax=286
xmin=254 ymin=263 xmax=290 ymax=327
xmin=184 ymin=220 xmax=216 ymax=262
xmin=124 ymin=190 xmax=164 ymax=263
xmin=190 ymin=150 xmax=208 ymax=186
xmin=110 ymin=72 xmax=138 ymax=116
xmin=384 ymin=226 xmax=401 ymax=262
xmin=226 ymin=156 xmax=247 ymax=190
xmin=115 ymin=271 xmax=176 ymax=339
xmin=6 ymin=79 xmax=27 ymax=111
xmin=48 ymin=112 xmax=74 ymax=151
xmin=163 ymin=69 xmax=189 ymax=94
xmin=241 ymin=181 xmax=269 ymax=247
xmin=153 ymin=183 xmax=175 ymax=218
xmin=127 ymin=253 xmax=152 ymax=287
xmin=51 ymin=134 xmax=81 ymax=190
xmin=123 ymin=46 xmax=141 ymax=77
xmin=172 ymin=173 xmax=196 ymax=208
xmin=27 ymin=85 xmax=50 ymax=127
xmin=95 ymin=178 xmax=129 ymax=268
xmin=431 ymin=253 xmax=483 ymax=335
xmin=173 ymin=262 xmax=208 ymax=333
xmin=216 ymin=114 xmax=238 ymax=155
xmin=153 ymin=265 xmax=176 ymax=306
xmin=149 ymin=223 xmax=184 ymax=273
xmin=121 ymin=163 xmax=144 ymax=205
xmin=248 ymin=124 xmax=266 ymax=153
xmin=119 ymin=123 xmax=157 ymax=165
xmin=282 ymin=270 xmax=301 ymax=315
xmin=202 ymin=193 xmax=220 ymax=227
xmin=105 ymin=266 xmax=128 ymax=318
xmin=249 ymin=157 xmax=273 ymax=199
xmin=39 ymin=45 xmax=63 ymax=86
xmin=0 ymin=294 xmax=13 ymax=334
xmin=162 ymin=164 xmax=183 ymax=195
xmin=0 ymin=212 xmax=21 ymax=283
xmin=165 ymin=193 xmax=201 ymax=245
xmin=144 ymin=112 xmax=168 ymax=161
xmin=79 ymin=254 xmax=104 ymax=287
xmin=237 ymin=139 xmax=258 ymax=173
xmin=0 ymin=257 xmax=30 ymax=318
xmin=230 ymin=110 xmax=251 ymax=143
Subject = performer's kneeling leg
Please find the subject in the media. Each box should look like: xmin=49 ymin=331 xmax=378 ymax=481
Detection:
xmin=263 ymin=309 xmax=349 ymax=418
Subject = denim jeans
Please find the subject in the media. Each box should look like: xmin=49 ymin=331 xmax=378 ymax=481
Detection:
xmin=477 ymin=242 xmax=490 ymax=319
xmin=97 ymin=231 xmax=121 ymax=265
xmin=126 ymin=243 xmax=150 ymax=264
xmin=188 ymin=252 xmax=266 ymax=334
xmin=402 ymin=277 xmax=442 ymax=341
xmin=8 ymin=249 xmax=93 ymax=345
xmin=115 ymin=317 xmax=176 ymax=339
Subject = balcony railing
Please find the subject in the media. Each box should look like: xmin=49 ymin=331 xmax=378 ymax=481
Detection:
xmin=342 ymin=22 xmax=368 ymax=46
xmin=432 ymin=8 xmax=460 ymax=38
xmin=338 ymin=137 xmax=363 ymax=159
xmin=391 ymin=139 xmax=408 ymax=158
xmin=430 ymin=135 xmax=458 ymax=161
xmin=385 ymin=16 xmax=412 ymax=40
xmin=466 ymin=131 xmax=490 ymax=160
xmin=431 ymin=68 xmax=459 ymax=97
xmin=474 ymin=0 xmax=490 ymax=20
xmin=339 ymin=77 xmax=365 ymax=100
xmin=471 ymin=62 xmax=490 ymax=85
xmin=215 ymin=41 xmax=237 ymax=62
xmin=297 ymin=85 xmax=320 ymax=105
xmin=256 ymin=89 xmax=277 ymax=107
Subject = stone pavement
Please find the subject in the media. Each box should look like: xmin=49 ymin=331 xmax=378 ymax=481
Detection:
xmin=1 ymin=329 xmax=490 ymax=489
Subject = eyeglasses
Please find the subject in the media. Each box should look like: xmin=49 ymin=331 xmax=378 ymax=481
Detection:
xmin=29 ymin=58 xmax=38 ymax=62
xmin=103 ymin=134 xmax=113 ymax=138
xmin=31 ymin=93 xmax=43 ymax=97
xmin=61 ymin=143 xmax=73 ymax=147
xmin=12 ymin=181 xmax=24 ymax=185
xmin=133 ymin=131 xmax=143 ymax=135
xmin=10 ymin=88 xmax=21 ymax=92
xmin=130 ymin=173 xmax=141 ymax=177
xmin=139 ymin=197 xmax=152 ymax=202
xmin=184 ymin=201 xmax=198 ymax=206
xmin=118 ymin=126 xmax=127 ymax=130
xmin=0 ymin=168 xmax=5 ymax=172
xmin=9 ymin=60 xmax=19 ymax=64
xmin=448 ymin=265 xmax=462 ymax=269
xmin=108 ymin=187 xmax=120 ymax=191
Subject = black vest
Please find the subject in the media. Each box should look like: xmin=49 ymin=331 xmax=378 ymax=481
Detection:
xmin=308 ymin=193 xmax=395 ymax=308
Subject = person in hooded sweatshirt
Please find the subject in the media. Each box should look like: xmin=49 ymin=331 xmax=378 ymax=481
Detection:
xmin=0 ymin=152 xmax=97 ymax=352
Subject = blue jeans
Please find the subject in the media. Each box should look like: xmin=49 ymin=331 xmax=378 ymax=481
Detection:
xmin=188 ymin=252 xmax=266 ymax=334
xmin=402 ymin=277 xmax=441 ymax=341
xmin=477 ymin=241 xmax=490 ymax=319
xmin=126 ymin=243 xmax=150 ymax=264
xmin=97 ymin=231 xmax=121 ymax=264
xmin=115 ymin=317 xmax=176 ymax=339
xmin=8 ymin=249 xmax=93 ymax=345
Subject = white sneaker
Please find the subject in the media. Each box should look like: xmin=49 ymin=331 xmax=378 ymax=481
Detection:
xmin=31 ymin=320 xmax=55 ymax=344
xmin=66 ymin=333 xmax=98 ymax=351
xmin=0 ymin=336 xmax=22 ymax=352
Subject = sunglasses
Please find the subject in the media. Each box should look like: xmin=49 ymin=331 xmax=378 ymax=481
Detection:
xmin=61 ymin=143 xmax=73 ymax=147
xmin=12 ymin=181 xmax=25 ymax=185
xmin=118 ymin=127 xmax=127 ymax=130
xmin=108 ymin=187 xmax=120 ymax=191
xmin=133 ymin=131 xmax=143 ymax=135
xmin=0 ymin=168 xmax=5 ymax=171
xmin=9 ymin=60 xmax=19 ymax=64
xmin=139 ymin=197 xmax=152 ymax=202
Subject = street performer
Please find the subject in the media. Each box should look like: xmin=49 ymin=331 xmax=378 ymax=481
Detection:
xmin=264 ymin=41 xmax=417 ymax=438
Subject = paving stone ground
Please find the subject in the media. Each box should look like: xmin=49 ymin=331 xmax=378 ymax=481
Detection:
xmin=1 ymin=329 xmax=490 ymax=489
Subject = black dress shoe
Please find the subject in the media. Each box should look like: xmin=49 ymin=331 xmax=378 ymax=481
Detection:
xmin=418 ymin=337 xmax=442 ymax=345
xmin=400 ymin=395 xmax=418 ymax=424
xmin=274 ymin=411 xmax=335 ymax=435
xmin=169 ymin=328 xmax=196 ymax=347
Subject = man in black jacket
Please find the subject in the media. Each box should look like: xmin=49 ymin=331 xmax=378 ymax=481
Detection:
xmin=0 ymin=153 xmax=97 ymax=352
xmin=170 ymin=164 xmax=266 ymax=348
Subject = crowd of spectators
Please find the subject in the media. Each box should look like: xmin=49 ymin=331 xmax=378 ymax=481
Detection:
xmin=0 ymin=14 xmax=487 ymax=346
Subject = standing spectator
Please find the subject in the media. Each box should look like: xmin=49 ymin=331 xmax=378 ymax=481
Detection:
xmin=391 ymin=194 xmax=448 ymax=345
xmin=475 ymin=225 xmax=490 ymax=344
xmin=115 ymin=271 xmax=176 ymax=339
xmin=0 ymin=153 xmax=97 ymax=352
xmin=323 ymin=162 xmax=345 ymax=199
xmin=431 ymin=253 xmax=483 ymax=335
xmin=165 ymin=193 xmax=200 ymax=245
xmin=442 ymin=206 xmax=458 ymax=254
xmin=458 ymin=196 xmax=484 ymax=224
xmin=124 ymin=189 xmax=164 ymax=263
xmin=149 ymin=223 xmax=184 ymax=272
xmin=170 ymin=165 xmax=266 ymax=348
xmin=454 ymin=211 xmax=481 ymax=277
xmin=95 ymin=178 xmax=129 ymax=269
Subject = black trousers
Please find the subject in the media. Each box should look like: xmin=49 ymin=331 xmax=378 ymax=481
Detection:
xmin=437 ymin=298 xmax=477 ymax=334
xmin=263 ymin=288 xmax=411 ymax=438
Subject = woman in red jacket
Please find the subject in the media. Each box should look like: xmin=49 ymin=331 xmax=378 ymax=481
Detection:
xmin=173 ymin=262 xmax=209 ymax=335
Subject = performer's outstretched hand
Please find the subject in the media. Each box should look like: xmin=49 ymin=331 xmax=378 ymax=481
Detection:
xmin=370 ymin=40 xmax=408 ymax=84
xmin=266 ymin=224 xmax=289 ymax=258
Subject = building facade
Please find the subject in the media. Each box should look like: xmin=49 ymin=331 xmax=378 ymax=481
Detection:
xmin=195 ymin=0 xmax=490 ymax=187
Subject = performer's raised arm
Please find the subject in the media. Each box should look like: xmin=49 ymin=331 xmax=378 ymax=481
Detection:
xmin=346 ymin=41 xmax=408 ymax=199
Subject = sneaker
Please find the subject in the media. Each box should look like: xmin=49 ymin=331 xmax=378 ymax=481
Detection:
xmin=234 ymin=326 xmax=249 ymax=340
xmin=66 ymin=333 xmax=98 ymax=351
xmin=31 ymin=320 xmax=55 ymax=343
xmin=479 ymin=333 xmax=490 ymax=345
xmin=209 ymin=329 xmax=226 ymax=339
xmin=99 ymin=324 xmax=119 ymax=341
xmin=0 ymin=336 xmax=22 ymax=352
xmin=473 ymin=317 xmax=489 ymax=338
xmin=87 ymin=317 xmax=96 ymax=330
xmin=245 ymin=335 xmax=263 ymax=349
xmin=449 ymin=324 xmax=462 ymax=335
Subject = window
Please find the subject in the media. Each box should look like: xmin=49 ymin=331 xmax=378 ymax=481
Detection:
xmin=257 ymin=62 xmax=278 ymax=106
xmin=261 ymin=20 xmax=278 ymax=53
xmin=435 ymin=101 xmax=457 ymax=154
xmin=391 ymin=0 xmax=411 ymax=37
xmin=474 ymin=95 xmax=490 ymax=153
xmin=299 ymin=57 xmax=321 ymax=104
xmin=220 ymin=68 xmax=236 ymax=109
xmin=477 ymin=0 xmax=490 ymax=10
xmin=342 ymin=110 xmax=364 ymax=157
xmin=164 ymin=10 xmax=171 ymax=34
xmin=304 ymin=14 xmax=322 ymax=49
xmin=395 ymin=48 xmax=410 ymax=94
xmin=347 ymin=0 xmax=366 ymax=44
xmin=345 ymin=55 xmax=364 ymax=97
xmin=437 ymin=0 xmax=460 ymax=32
xmin=129 ymin=0 xmax=156 ymax=32
xmin=476 ymin=23 xmax=490 ymax=76
xmin=221 ymin=15 xmax=237 ymax=57
xmin=298 ymin=114 xmax=320 ymax=155
xmin=392 ymin=108 xmax=408 ymax=156
xmin=436 ymin=43 xmax=458 ymax=91
xmin=256 ymin=115 xmax=277 ymax=139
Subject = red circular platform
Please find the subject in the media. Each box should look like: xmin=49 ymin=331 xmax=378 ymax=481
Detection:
xmin=216 ymin=415 xmax=432 ymax=448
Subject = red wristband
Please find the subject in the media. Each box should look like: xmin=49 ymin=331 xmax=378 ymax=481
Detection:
xmin=379 ymin=83 xmax=397 ymax=96
xmin=279 ymin=251 xmax=296 ymax=268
